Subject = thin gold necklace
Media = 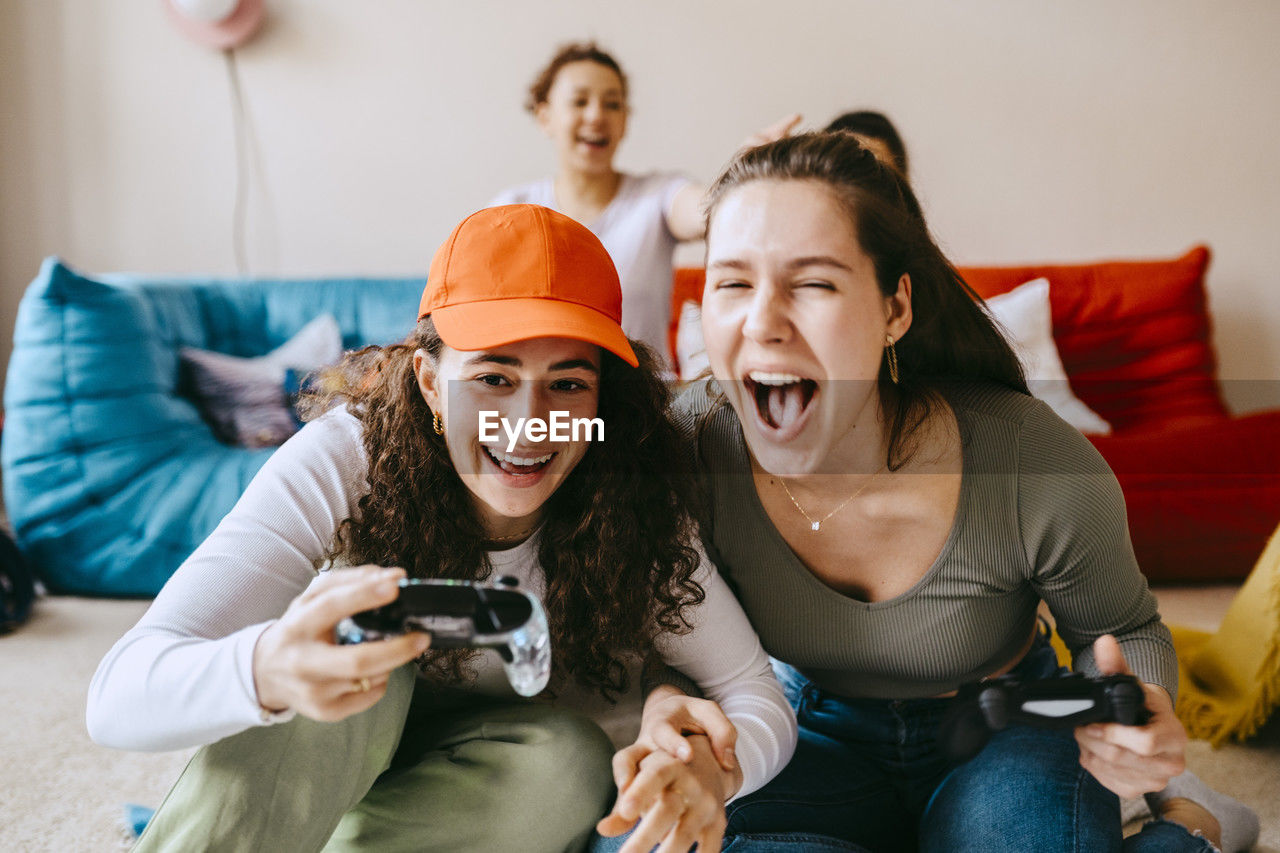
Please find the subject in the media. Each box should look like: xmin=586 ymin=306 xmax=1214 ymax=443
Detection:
xmin=484 ymin=524 xmax=539 ymax=543
xmin=779 ymin=466 xmax=886 ymax=532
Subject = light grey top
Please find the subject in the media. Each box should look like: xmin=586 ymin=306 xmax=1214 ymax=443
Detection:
xmin=675 ymin=381 xmax=1178 ymax=700
xmin=491 ymin=172 xmax=691 ymax=371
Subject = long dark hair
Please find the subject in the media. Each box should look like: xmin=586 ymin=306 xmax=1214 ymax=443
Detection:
xmin=298 ymin=319 xmax=703 ymax=699
xmin=703 ymin=131 xmax=1028 ymax=470
xmin=825 ymin=110 xmax=910 ymax=176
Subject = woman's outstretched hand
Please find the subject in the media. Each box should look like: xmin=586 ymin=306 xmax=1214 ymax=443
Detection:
xmin=1074 ymin=634 xmax=1187 ymax=798
xmin=251 ymin=566 xmax=430 ymax=722
xmin=667 ymin=112 xmax=804 ymax=241
xmin=739 ymin=112 xmax=803 ymax=151
xmin=597 ymin=734 xmax=737 ymax=853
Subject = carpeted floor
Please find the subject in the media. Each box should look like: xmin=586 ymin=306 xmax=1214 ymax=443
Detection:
xmin=1 ymin=596 xmax=195 ymax=851
xmin=1 ymin=588 xmax=1276 ymax=852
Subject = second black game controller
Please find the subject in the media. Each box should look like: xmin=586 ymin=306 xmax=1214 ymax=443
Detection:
xmin=939 ymin=672 xmax=1151 ymax=762
xmin=335 ymin=576 xmax=551 ymax=697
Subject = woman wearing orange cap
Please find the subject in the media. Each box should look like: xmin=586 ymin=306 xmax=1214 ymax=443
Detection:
xmin=493 ymin=42 xmax=799 ymax=373
xmin=87 ymin=204 xmax=796 ymax=852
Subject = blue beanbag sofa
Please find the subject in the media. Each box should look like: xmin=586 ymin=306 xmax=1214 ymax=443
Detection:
xmin=2 ymin=258 xmax=423 ymax=596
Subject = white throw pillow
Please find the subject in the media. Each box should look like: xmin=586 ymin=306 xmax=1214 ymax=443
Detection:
xmin=675 ymin=300 xmax=711 ymax=381
xmin=985 ymin=278 xmax=1111 ymax=435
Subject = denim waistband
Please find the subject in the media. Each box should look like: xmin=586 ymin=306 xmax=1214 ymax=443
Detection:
xmin=777 ymin=629 xmax=1065 ymax=748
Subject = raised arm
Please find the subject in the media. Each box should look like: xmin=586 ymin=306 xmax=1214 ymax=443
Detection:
xmin=664 ymin=113 xmax=803 ymax=241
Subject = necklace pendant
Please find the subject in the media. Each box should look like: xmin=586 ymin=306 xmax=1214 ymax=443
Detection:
xmin=811 ymin=521 xmax=821 ymax=531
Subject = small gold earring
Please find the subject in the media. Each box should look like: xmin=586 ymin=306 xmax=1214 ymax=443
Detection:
xmin=432 ymin=410 xmax=444 ymax=435
xmin=885 ymin=337 xmax=900 ymax=385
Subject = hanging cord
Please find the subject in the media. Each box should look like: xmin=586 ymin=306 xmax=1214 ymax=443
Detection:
xmin=224 ymin=48 xmax=250 ymax=275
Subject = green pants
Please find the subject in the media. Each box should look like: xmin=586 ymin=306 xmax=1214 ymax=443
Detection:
xmin=134 ymin=666 xmax=616 ymax=853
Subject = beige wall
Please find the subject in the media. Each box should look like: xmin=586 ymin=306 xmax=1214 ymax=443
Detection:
xmin=3 ymin=0 xmax=1278 ymax=411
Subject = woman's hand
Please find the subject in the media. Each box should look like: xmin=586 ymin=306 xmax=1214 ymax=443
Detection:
xmin=636 ymin=685 xmax=739 ymax=774
xmin=667 ymin=112 xmax=804 ymax=240
xmin=597 ymin=734 xmax=737 ymax=853
xmin=1074 ymin=634 xmax=1187 ymax=798
xmin=739 ymin=112 xmax=803 ymax=151
xmin=251 ymin=565 xmax=430 ymax=722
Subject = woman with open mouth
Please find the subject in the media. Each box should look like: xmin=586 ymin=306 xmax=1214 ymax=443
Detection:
xmin=492 ymin=41 xmax=799 ymax=373
xmin=87 ymin=204 xmax=797 ymax=852
xmin=620 ymin=132 xmax=1257 ymax=852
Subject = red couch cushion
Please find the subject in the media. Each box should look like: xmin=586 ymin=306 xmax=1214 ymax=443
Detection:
xmin=958 ymin=246 xmax=1227 ymax=433
xmin=669 ymin=267 xmax=707 ymax=369
xmin=1090 ymin=411 xmax=1280 ymax=581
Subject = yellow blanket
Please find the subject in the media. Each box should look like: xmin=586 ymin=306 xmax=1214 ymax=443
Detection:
xmin=1045 ymin=522 xmax=1280 ymax=745
xmin=1170 ymin=522 xmax=1280 ymax=746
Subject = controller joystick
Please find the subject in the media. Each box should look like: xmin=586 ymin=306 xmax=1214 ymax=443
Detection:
xmin=335 ymin=577 xmax=551 ymax=697
xmin=977 ymin=685 xmax=1011 ymax=730
xmin=1108 ymin=679 xmax=1144 ymax=726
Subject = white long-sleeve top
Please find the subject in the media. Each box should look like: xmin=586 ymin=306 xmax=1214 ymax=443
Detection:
xmin=87 ymin=408 xmax=796 ymax=798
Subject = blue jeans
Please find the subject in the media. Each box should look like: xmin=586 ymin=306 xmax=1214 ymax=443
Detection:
xmin=593 ymin=635 xmax=1215 ymax=852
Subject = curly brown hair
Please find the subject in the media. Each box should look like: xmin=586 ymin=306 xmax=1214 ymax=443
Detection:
xmin=525 ymin=41 xmax=629 ymax=114
xmin=298 ymin=319 xmax=703 ymax=699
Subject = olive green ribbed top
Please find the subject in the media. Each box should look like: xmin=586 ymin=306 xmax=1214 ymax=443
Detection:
xmin=675 ymin=381 xmax=1178 ymax=700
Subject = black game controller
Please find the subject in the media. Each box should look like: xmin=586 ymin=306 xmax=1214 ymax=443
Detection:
xmin=939 ymin=672 xmax=1151 ymax=762
xmin=335 ymin=576 xmax=551 ymax=697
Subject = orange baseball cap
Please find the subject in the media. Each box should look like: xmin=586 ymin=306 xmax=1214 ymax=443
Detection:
xmin=419 ymin=205 xmax=638 ymax=367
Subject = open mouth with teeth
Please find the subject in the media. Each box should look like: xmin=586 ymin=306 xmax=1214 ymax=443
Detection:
xmin=482 ymin=446 xmax=556 ymax=476
xmin=576 ymin=134 xmax=610 ymax=149
xmin=745 ymin=371 xmax=818 ymax=434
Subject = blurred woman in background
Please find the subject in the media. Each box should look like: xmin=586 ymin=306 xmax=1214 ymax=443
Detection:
xmin=493 ymin=41 xmax=798 ymax=372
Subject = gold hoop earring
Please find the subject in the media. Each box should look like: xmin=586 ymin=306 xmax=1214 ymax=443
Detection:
xmin=885 ymin=337 xmax=900 ymax=385
xmin=432 ymin=410 xmax=444 ymax=435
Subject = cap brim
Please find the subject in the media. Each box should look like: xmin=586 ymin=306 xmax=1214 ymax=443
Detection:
xmin=429 ymin=298 xmax=639 ymax=368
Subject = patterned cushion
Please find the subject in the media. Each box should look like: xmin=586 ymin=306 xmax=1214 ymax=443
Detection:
xmin=180 ymin=314 xmax=342 ymax=447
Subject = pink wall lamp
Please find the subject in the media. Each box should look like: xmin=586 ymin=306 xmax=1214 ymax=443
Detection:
xmin=164 ymin=0 xmax=265 ymax=50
